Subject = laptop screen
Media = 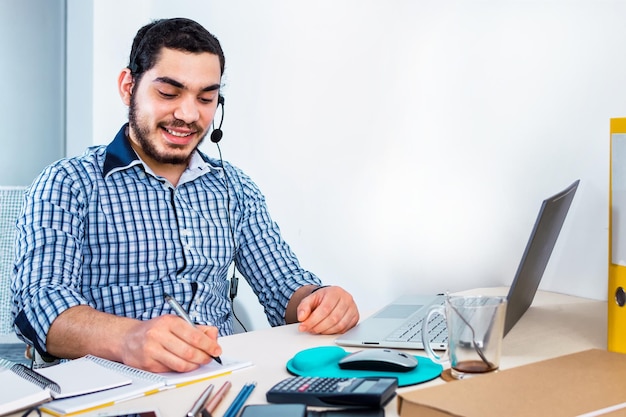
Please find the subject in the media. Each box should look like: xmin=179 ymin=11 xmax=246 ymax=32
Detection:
xmin=504 ymin=180 xmax=579 ymax=335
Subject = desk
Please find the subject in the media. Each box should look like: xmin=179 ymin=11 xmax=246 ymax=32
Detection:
xmin=15 ymin=288 xmax=607 ymax=417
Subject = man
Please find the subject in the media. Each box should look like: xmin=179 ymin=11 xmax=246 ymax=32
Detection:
xmin=11 ymin=18 xmax=359 ymax=373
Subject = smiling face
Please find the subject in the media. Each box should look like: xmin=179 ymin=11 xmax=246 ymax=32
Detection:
xmin=119 ymin=47 xmax=222 ymax=180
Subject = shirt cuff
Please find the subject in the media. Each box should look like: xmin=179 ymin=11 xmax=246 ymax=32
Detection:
xmin=310 ymin=285 xmax=330 ymax=294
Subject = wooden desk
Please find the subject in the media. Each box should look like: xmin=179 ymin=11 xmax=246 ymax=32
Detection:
xmin=14 ymin=289 xmax=608 ymax=417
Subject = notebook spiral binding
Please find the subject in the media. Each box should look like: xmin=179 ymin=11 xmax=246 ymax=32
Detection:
xmin=85 ymin=354 xmax=163 ymax=382
xmin=10 ymin=363 xmax=61 ymax=393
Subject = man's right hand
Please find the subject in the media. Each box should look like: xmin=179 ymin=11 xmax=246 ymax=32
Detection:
xmin=46 ymin=305 xmax=222 ymax=373
xmin=120 ymin=314 xmax=222 ymax=373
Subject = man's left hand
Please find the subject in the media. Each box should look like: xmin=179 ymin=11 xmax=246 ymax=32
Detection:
xmin=296 ymin=286 xmax=359 ymax=334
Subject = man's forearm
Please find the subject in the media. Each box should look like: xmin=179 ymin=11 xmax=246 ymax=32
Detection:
xmin=46 ymin=305 xmax=138 ymax=361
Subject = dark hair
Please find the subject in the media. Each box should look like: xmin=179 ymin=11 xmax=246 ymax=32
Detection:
xmin=128 ymin=18 xmax=225 ymax=80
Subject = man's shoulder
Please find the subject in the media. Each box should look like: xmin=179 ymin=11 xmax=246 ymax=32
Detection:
xmin=35 ymin=145 xmax=107 ymax=190
xmin=51 ymin=145 xmax=107 ymax=174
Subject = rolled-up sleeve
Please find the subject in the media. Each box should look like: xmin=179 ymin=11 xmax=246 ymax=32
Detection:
xmin=12 ymin=164 xmax=90 ymax=355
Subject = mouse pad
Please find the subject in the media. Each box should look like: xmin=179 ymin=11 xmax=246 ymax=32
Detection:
xmin=286 ymin=346 xmax=442 ymax=387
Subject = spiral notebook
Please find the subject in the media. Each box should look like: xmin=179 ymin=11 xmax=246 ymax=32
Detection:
xmin=0 ymin=356 xmax=132 ymax=416
xmin=40 ymin=355 xmax=253 ymax=416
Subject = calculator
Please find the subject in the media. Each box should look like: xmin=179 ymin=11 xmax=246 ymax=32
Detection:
xmin=265 ymin=376 xmax=397 ymax=407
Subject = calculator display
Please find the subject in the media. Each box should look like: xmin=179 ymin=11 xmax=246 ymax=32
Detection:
xmin=354 ymin=380 xmax=376 ymax=393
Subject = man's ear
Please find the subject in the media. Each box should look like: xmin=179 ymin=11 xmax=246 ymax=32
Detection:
xmin=118 ymin=68 xmax=134 ymax=106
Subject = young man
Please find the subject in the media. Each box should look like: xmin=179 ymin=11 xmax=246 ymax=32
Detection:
xmin=11 ymin=18 xmax=359 ymax=373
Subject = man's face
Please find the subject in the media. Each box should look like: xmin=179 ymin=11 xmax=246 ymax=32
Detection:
xmin=127 ymin=48 xmax=222 ymax=167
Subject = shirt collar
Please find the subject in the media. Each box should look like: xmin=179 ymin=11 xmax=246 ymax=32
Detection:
xmin=103 ymin=124 xmax=223 ymax=183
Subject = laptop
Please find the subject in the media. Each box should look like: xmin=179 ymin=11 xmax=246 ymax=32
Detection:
xmin=335 ymin=179 xmax=580 ymax=351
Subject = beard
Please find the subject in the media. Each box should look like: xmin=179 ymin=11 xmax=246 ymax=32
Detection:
xmin=128 ymin=95 xmax=208 ymax=165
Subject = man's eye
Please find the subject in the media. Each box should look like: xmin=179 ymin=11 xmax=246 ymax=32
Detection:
xmin=158 ymin=91 xmax=176 ymax=98
xmin=199 ymin=97 xmax=214 ymax=104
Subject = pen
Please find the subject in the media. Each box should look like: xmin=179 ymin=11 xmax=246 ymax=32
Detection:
xmin=186 ymin=383 xmax=214 ymax=417
xmin=202 ymin=380 xmax=232 ymax=417
xmin=223 ymin=382 xmax=256 ymax=417
xmin=164 ymin=293 xmax=223 ymax=365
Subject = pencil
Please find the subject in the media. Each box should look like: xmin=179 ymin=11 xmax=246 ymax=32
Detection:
xmin=223 ymin=382 xmax=256 ymax=417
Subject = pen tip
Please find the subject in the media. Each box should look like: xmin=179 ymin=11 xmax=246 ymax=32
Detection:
xmin=213 ymin=356 xmax=223 ymax=365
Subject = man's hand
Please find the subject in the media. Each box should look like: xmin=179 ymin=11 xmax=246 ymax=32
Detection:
xmin=47 ymin=306 xmax=222 ymax=373
xmin=295 ymin=286 xmax=359 ymax=334
xmin=120 ymin=315 xmax=222 ymax=373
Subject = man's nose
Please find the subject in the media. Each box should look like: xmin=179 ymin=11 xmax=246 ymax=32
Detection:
xmin=174 ymin=97 xmax=200 ymax=123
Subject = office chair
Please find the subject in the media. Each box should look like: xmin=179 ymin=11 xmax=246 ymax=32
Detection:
xmin=0 ymin=186 xmax=29 ymax=364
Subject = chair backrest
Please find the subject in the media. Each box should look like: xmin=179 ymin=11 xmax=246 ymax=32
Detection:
xmin=0 ymin=186 xmax=26 ymax=335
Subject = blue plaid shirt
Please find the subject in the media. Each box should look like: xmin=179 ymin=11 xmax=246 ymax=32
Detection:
xmin=11 ymin=124 xmax=321 ymax=356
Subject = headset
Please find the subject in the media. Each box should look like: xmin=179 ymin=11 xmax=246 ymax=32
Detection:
xmin=210 ymin=95 xmax=225 ymax=143
xmin=210 ymin=96 xmax=248 ymax=332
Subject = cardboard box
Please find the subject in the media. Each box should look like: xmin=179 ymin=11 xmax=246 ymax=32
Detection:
xmin=397 ymin=349 xmax=626 ymax=417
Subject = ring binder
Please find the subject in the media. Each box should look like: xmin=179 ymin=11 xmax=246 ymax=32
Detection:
xmin=609 ymin=117 xmax=626 ymax=353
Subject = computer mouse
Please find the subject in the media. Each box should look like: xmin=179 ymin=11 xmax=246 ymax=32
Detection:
xmin=337 ymin=348 xmax=418 ymax=372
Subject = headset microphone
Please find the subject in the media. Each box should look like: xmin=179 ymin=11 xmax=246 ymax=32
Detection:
xmin=210 ymin=95 xmax=225 ymax=143
xmin=210 ymin=129 xmax=223 ymax=143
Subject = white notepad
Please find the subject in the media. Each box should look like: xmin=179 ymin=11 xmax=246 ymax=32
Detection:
xmin=40 ymin=355 xmax=253 ymax=416
xmin=0 ymin=356 xmax=132 ymax=416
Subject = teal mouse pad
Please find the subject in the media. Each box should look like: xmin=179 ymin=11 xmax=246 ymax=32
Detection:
xmin=286 ymin=346 xmax=442 ymax=387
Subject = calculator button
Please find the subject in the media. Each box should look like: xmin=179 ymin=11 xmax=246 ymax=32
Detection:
xmin=336 ymin=380 xmax=352 ymax=392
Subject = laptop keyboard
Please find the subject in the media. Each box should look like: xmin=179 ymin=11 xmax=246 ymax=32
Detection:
xmin=386 ymin=296 xmax=495 ymax=344
xmin=382 ymin=296 xmax=498 ymax=345
xmin=385 ymin=308 xmax=448 ymax=344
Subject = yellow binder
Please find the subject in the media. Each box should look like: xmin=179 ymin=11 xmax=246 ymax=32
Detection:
xmin=609 ymin=117 xmax=626 ymax=352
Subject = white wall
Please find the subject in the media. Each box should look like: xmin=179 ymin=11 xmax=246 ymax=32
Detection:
xmin=72 ymin=0 xmax=623 ymax=329
xmin=66 ymin=0 xmax=93 ymax=157
xmin=0 ymin=0 xmax=65 ymax=186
